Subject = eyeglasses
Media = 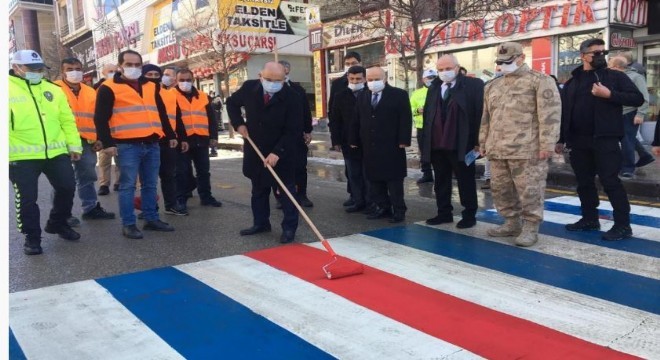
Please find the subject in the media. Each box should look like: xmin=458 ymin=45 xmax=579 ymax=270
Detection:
xmin=582 ymin=50 xmax=609 ymax=57
xmin=495 ymin=56 xmax=518 ymax=65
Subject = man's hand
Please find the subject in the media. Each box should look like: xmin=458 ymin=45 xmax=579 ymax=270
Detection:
xmin=237 ymin=125 xmax=248 ymax=138
xmin=264 ymin=153 xmax=279 ymax=167
xmin=350 ymin=145 xmax=358 ymax=149
xmin=181 ymin=141 xmax=189 ymax=153
xmin=417 ymin=107 xmax=424 ymax=115
xmin=538 ymin=151 xmax=551 ymax=160
xmin=210 ymin=139 xmax=218 ymax=147
xmin=303 ymin=133 xmax=312 ymax=145
xmin=169 ymin=139 xmax=178 ymax=148
xmin=634 ymin=115 xmax=644 ymax=125
xmin=478 ymin=145 xmax=486 ymax=157
xmin=398 ymin=144 xmax=407 ymax=148
xmin=92 ymin=141 xmax=103 ymax=152
xmin=104 ymin=147 xmax=118 ymax=157
xmin=652 ymin=146 xmax=660 ymax=156
xmin=70 ymin=152 xmax=81 ymax=161
xmin=591 ymin=82 xmax=611 ymax=99
xmin=554 ymin=143 xmax=565 ymax=154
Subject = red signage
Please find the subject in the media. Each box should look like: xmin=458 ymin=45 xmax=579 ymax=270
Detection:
xmin=610 ymin=32 xmax=637 ymax=48
xmin=612 ymin=0 xmax=648 ymax=26
xmin=95 ymin=21 xmax=141 ymax=58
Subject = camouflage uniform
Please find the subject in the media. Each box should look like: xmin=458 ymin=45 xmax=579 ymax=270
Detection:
xmin=480 ymin=62 xmax=561 ymax=245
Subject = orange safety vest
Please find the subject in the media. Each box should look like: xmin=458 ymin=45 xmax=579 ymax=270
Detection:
xmin=160 ymin=87 xmax=178 ymax=132
xmin=102 ymin=80 xmax=165 ymax=139
xmin=176 ymin=90 xmax=210 ymax=137
xmin=54 ymin=80 xmax=97 ymax=141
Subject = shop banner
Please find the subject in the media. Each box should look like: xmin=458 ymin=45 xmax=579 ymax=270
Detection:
xmin=320 ymin=13 xmax=388 ymax=49
xmin=610 ymin=0 xmax=647 ymax=27
xmin=148 ymin=0 xmax=177 ymax=52
xmin=219 ymin=0 xmax=312 ymax=36
xmin=70 ymin=36 xmax=96 ymax=74
xmin=313 ymin=51 xmax=324 ymax=118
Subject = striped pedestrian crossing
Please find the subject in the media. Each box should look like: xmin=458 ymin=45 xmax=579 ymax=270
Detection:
xmin=9 ymin=197 xmax=660 ymax=359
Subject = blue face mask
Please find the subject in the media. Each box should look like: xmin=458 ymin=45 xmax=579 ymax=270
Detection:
xmin=262 ymin=79 xmax=283 ymax=93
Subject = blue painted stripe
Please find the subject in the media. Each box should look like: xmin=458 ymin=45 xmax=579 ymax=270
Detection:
xmin=364 ymin=225 xmax=660 ymax=315
xmin=477 ymin=211 xmax=660 ymax=258
xmin=96 ymin=267 xmax=334 ymax=360
xmin=544 ymin=201 xmax=660 ymax=228
xmin=9 ymin=328 xmax=27 ymax=360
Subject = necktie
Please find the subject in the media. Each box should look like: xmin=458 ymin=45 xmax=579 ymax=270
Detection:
xmin=371 ymin=93 xmax=379 ymax=108
xmin=443 ymin=83 xmax=452 ymax=100
xmin=264 ymin=93 xmax=271 ymax=104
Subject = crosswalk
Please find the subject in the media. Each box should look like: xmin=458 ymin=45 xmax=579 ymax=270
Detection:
xmin=9 ymin=196 xmax=660 ymax=359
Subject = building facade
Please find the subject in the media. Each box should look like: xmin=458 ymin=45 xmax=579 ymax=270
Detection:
xmin=9 ymin=0 xmax=59 ymax=78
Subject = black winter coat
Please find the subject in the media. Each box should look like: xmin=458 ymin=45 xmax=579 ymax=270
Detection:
xmin=560 ymin=66 xmax=644 ymax=145
xmin=287 ymin=80 xmax=313 ymax=134
xmin=327 ymin=75 xmax=348 ymax=122
xmin=330 ymin=87 xmax=363 ymax=159
xmin=227 ymin=80 xmax=303 ymax=183
xmin=349 ymin=84 xmax=412 ymax=181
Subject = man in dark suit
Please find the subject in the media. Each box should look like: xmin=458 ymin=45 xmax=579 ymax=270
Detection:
xmin=422 ymin=55 xmax=484 ymax=229
xmin=350 ymin=66 xmax=412 ymax=223
xmin=328 ymin=51 xmax=361 ymax=207
xmin=227 ymin=62 xmax=303 ymax=243
xmin=330 ymin=65 xmax=369 ymax=213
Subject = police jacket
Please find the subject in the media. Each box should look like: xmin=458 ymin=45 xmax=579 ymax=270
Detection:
xmin=409 ymin=86 xmax=428 ymax=129
xmin=9 ymin=71 xmax=82 ymax=161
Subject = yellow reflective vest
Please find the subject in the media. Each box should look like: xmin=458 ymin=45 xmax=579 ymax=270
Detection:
xmin=409 ymin=86 xmax=428 ymax=129
xmin=9 ymin=73 xmax=82 ymax=161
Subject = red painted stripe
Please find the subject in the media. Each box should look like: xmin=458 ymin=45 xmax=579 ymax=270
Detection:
xmin=246 ymin=244 xmax=638 ymax=359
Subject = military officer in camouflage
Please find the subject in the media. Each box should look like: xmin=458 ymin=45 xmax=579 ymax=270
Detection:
xmin=479 ymin=42 xmax=561 ymax=247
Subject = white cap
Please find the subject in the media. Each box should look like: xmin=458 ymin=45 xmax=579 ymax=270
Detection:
xmin=10 ymin=50 xmax=49 ymax=69
xmin=422 ymin=69 xmax=438 ymax=78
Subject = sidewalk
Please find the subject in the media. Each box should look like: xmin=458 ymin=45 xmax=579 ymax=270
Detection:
xmin=216 ymin=121 xmax=660 ymax=200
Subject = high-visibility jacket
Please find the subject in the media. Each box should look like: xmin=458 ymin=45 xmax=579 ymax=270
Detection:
xmin=9 ymin=74 xmax=82 ymax=161
xmin=176 ymin=90 xmax=210 ymax=137
xmin=102 ymin=80 xmax=165 ymax=139
xmin=410 ymin=86 xmax=428 ymax=129
xmin=160 ymin=87 xmax=178 ymax=132
xmin=54 ymin=80 xmax=97 ymax=141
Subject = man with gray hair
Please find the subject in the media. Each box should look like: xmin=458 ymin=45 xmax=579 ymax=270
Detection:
xmin=608 ymin=56 xmax=654 ymax=177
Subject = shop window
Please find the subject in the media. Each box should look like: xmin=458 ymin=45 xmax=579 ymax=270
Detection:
xmin=348 ymin=41 xmax=385 ymax=68
xmin=644 ymin=45 xmax=660 ymax=122
xmin=557 ymin=32 xmax=601 ymax=84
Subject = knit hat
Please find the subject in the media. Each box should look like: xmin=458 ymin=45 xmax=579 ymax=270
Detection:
xmin=142 ymin=64 xmax=163 ymax=76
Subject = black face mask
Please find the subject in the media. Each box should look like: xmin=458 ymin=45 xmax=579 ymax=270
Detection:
xmin=589 ymin=55 xmax=607 ymax=69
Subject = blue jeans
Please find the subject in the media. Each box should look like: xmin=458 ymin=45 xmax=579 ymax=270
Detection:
xmin=117 ymin=143 xmax=161 ymax=226
xmin=620 ymin=112 xmax=652 ymax=174
xmin=73 ymin=140 xmax=98 ymax=213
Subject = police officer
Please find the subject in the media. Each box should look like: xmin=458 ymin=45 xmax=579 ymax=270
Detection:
xmin=55 ymin=57 xmax=116 ymax=225
xmin=9 ymin=50 xmax=83 ymax=255
xmin=480 ymin=42 xmax=561 ymax=247
xmin=410 ymin=69 xmax=437 ymax=184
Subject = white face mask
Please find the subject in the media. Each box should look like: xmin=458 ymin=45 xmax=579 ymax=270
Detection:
xmin=16 ymin=66 xmax=44 ymax=84
xmin=500 ymin=62 xmax=519 ymax=74
xmin=161 ymin=75 xmax=174 ymax=87
xmin=424 ymin=80 xmax=434 ymax=87
xmin=122 ymin=67 xmax=142 ymax=80
xmin=347 ymin=82 xmax=364 ymax=91
xmin=65 ymin=70 xmax=83 ymax=84
xmin=262 ymin=79 xmax=284 ymax=93
xmin=438 ymin=70 xmax=457 ymax=83
xmin=178 ymin=81 xmax=193 ymax=92
xmin=367 ymin=80 xmax=385 ymax=93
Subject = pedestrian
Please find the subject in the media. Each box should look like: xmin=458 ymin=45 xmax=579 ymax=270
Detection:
xmin=227 ymin=62 xmax=303 ymax=243
xmin=95 ymin=63 xmax=120 ymax=195
xmin=410 ymin=69 xmax=437 ymax=184
xmin=618 ymin=50 xmax=647 ymax=78
xmin=422 ymin=54 xmax=484 ymax=229
xmin=54 ymin=57 xmax=115 ymax=225
xmin=328 ymin=51 xmax=361 ymax=207
xmin=9 ymin=50 xmax=83 ymax=255
xmin=350 ymin=66 xmax=412 ymax=223
xmin=480 ymin=42 xmax=562 ymax=247
xmin=174 ymin=68 xmax=223 ymax=210
xmin=556 ymin=38 xmax=644 ymax=240
xmin=94 ymin=50 xmax=178 ymax=239
xmin=279 ymin=60 xmax=314 ymax=208
xmin=330 ymin=65 xmax=370 ymax=213
xmin=142 ymin=64 xmax=190 ymax=216
xmin=607 ymin=56 xmax=655 ymax=176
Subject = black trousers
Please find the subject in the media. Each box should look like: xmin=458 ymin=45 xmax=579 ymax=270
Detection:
xmin=344 ymin=156 xmax=368 ymax=206
xmin=9 ymin=154 xmax=76 ymax=238
xmin=177 ymin=144 xmax=213 ymax=204
xmin=430 ymin=149 xmax=478 ymax=219
xmin=416 ymin=128 xmax=432 ymax=175
xmin=370 ymin=179 xmax=406 ymax=214
xmin=253 ymin=177 xmax=299 ymax=232
xmin=159 ymin=141 xmax=178 ymax=209
xmin=569 ymin=138 xmax=630 ymax=226
xmin=295 ymin=140 xmax=309 ymax=196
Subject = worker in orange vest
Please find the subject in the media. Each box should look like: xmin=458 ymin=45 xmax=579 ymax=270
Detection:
xmin=55 ymin=57 xmax=116 ymax=226
xmin=174 ymin=69 xmax=222 ymax=211
xmin=94 ymin=50 xmax=178 ymax=239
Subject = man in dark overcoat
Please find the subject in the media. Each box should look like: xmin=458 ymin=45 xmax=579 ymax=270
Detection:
xmin=350 ymin=66 xmax=412 ymax=223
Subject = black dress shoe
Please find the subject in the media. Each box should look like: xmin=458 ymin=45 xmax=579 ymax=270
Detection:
xmin=416 ymin=173 xmax=434 ymax=184
xmin=362 ymin=203 xmax=378 ymax=215
xmin=44 ymin=221 xmax=81 ymax=241
xmin=426 ymin=215 xmax=454 ymax=225
xmin=280 ymin=230 xmax=295 ymax=244
xmin=240 ymin=225 xmax=272 ymax=236
xmin=343 ymin=198 xmax=355 ymax=207
xmin=389 ymin=212 xmax=405 ymax=223
xmin=143 ymin=220 xmax=175 ymax=232
xmin=299 ymin=195 xmax=314 ymax=208
xmin=23 ymin=236 xmax=43 ymax=255
xmin=201 ymin=198 xmax=223 ymax=207
xmin=565 ymin=218 xmax=600 ymax=231
xmin=113 ymin=184 xmax=119 ymax=191
xmin=345 ymin=204 xmax=366 ymax=213
xmin=122 ymin=225 xmax=144 ymax=239
xmin=367 ymin=207 xmax=392 ymax=220
xmin=67 ymin=216 xmax=81 ymax=227
xmin=456 ymin=218 xmax=476 ymax=229
xmin=602 ymin=224 xmax=633 ymax=241
xmin=97 ymin=185 xmax=110 ymax=196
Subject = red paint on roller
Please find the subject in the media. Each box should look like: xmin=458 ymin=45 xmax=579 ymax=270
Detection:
xmin=247 ymin=244 xmax=638 ymax=359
